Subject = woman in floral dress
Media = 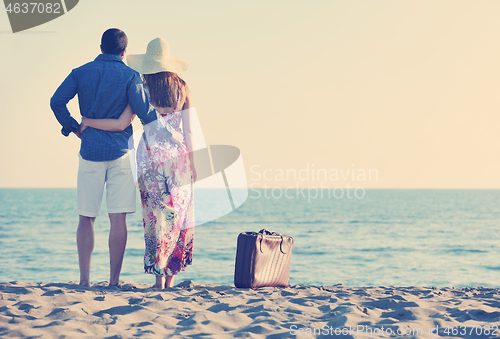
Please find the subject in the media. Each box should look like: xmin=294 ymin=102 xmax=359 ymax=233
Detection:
xmin=80 ymin=38 xmax=196 ymax=289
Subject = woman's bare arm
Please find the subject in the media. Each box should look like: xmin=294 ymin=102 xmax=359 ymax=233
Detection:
xmin=80 ymin=104 xmax=135 ymax=132
xmin=181 ymin=86 xmax=197 ymax=182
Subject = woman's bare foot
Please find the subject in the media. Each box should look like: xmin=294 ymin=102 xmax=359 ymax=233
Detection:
xmin=165 ymin=275 xmax=175 ymax=288
xmin=153 ymin=275 xmax=166 ymax=290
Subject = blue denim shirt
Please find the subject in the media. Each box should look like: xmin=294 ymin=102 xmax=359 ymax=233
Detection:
xmin=50 ymin=54 xmax=171 ymax=161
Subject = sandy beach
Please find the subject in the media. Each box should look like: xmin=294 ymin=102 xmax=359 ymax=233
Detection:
xmin=1 ymin=280 xmax=499 ymax=338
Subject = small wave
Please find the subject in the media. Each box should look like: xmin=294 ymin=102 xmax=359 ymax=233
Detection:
xmin=484 ymin=266 xmax=500 ymax=271
xmin=355 ymin=247 xmax=415 ymax=252
xmin=205 ymin=220 xmax=332 ymax=225
xmin=292 ymin=250 xmax=330 ymax=256
xmin=345 ymin=256 xmax=375 ymax=262
xmin=348 ymin=220 xmax=410 ymax=225
xmin=124 ymin=249 xmax=144 ymax=256
xmin=445 ymin=249 xmax=487 ymax=254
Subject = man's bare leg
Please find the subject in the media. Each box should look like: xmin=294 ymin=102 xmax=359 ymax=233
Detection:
xmin=109 ymin=213 xmax=127 ymax=286
xmin=77 ymin=215 xmax=95 ymax=287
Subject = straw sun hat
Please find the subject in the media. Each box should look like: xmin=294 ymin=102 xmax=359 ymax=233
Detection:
xmin=126 ymin=37 xmax=189 ymax=75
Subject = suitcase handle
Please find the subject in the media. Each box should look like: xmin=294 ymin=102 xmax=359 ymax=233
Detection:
xmin=258 ymin=229 xmax=280 ymax=236
xmin=280 ymin=236 xmax=293 ymax=254
xmin=258 ymin=233 xmax=293 ymax=254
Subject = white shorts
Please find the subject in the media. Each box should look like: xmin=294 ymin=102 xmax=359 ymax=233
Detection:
xmin=77 ymin=153 xmax=136 ymax=217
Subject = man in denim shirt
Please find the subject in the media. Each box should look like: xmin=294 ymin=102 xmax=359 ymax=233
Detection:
xmin=50 ymin=29 xmax=182 ymax=287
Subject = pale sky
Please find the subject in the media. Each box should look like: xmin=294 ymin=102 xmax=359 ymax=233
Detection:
xmin=1 ymin=0 xmax=499 ymax=188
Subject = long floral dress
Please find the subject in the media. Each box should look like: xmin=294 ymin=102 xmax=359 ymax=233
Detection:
xmin=136 ymin=97 xmax=194 ymax=276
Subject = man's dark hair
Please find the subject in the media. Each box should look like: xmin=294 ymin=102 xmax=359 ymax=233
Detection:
xmin=101 ymin=28 xmax=128 ymax=55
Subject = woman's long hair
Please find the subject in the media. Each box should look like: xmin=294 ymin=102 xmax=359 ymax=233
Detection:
xmin=142 ymin=71 xmax=185 ymax=108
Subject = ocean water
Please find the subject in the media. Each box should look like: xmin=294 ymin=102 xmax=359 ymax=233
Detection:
xmin=0 ymin=188 xmax=499 ymax=288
